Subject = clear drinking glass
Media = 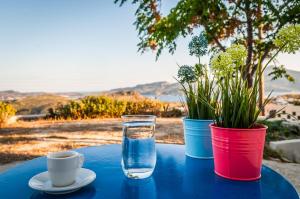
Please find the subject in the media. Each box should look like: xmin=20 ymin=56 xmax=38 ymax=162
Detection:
xmin=121 ymin=115 xmax=156 ymax=179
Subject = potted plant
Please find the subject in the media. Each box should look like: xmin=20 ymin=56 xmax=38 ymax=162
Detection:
xmin=208 ymin=24 xmax=300 ymax=181
xmin=177 ymin=33 xmax=218 ymax=158
xmin=206 ymin=43 xmax=268 ymax=180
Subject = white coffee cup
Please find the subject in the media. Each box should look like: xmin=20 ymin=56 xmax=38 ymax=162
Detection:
xmin=47 ymin=151 xmax=84 ymax=187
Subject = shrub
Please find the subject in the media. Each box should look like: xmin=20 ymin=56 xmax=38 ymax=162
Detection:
xmin=161 ymin=108 xmax=183 ymax=118
xmin=293 ymin=100 xmax=300 ymax=106
xmin=0 ymin=102 xmax=16 ymax=127
xmin=258 ymin=120 xmax=300 ymax=142
xmin=258 ymin=120 xmax=300 ymax=161
xmin=47 ymin=96 xmax=169 ymax=120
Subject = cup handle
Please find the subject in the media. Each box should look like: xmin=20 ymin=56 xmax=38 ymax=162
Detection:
xmin=78 ymin=153 xmax=84 ymax=168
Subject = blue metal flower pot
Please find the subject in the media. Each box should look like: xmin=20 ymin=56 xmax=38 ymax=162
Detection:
xmin=183 ymin=118 xmax=213 ymax=159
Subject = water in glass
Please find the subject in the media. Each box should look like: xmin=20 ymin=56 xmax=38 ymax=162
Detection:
xmin=121 ymin=115 xmax=156 ymax=179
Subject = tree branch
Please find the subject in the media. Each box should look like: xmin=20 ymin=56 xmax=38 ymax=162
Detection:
xmin=245 ymin=1 xmax=253 ymax=82
xmin=213 ymin=37 xmax=226 ymax=51
xmin=204 ymin=25 xmax=226 ymax=52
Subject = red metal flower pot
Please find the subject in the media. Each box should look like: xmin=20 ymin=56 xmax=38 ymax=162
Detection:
xmin=210 ymin=123 xmax=267 ymax=181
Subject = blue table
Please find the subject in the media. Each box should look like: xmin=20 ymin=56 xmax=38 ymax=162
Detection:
xmin=0 ymin=144 xmax=298 ymax=199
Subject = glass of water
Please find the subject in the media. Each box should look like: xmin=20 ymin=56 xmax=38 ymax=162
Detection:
xmin=121 ymin=115 xmax=156 ymax=179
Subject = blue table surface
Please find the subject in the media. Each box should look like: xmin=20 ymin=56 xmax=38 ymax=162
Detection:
xmin=0 ymin=144 xmax=298 ymax=199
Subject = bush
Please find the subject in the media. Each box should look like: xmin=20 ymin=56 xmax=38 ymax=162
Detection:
xmin=258 ymin=120 xmax=300 ymax=161
xmin=258 ymin=120 xmax=300 ymax=142
xmin=293 ymin=100 xmax=300 ymax=106
xmin=0 ymin=102 xmax=16 ymax=127
xmin=161 ymin=104 xmax=183 ymax=117
xmin=47 ymin=96 xmax=173 ymax=120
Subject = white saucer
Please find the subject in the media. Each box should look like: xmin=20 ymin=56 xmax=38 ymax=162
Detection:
xmin=28 ymin=168 xmax=96 ymax=195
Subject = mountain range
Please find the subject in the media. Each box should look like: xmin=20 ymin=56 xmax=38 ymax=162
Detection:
xmin=109 ymin=68 xmax=300 ymax=96
xmin=1 ymin=68 xmax=300 ymax=101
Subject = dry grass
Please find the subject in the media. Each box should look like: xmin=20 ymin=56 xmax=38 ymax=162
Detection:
xmin=0 ymin=118 xmax=183 ymax=164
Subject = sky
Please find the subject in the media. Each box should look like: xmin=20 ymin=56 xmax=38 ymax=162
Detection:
xmin=0 ymin=0 xmax=299 ymax=92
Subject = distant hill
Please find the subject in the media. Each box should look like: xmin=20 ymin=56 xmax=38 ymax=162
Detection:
xmin=0 ymin=90 xmax=46 ymax=101
xmin=0 ymin=90 xmax=85 ymax=101
xmin=264 ymin=67 xmax=300 ymax=93
xmin=9 ymin=94 xmax=69 ymax=115
xmin=108 ymin=68 xmax=300 ymax=96
xmin=0 ymin=68 xmax=299 ymax=105
xmin=109 ymin=81 xmax=180 ymax=96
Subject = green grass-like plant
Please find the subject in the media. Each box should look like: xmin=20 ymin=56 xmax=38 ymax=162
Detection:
xmin=177 ymin=33 xmax=218 ymax=120
xmin=208 ymin=44 xmax=271 ymax=128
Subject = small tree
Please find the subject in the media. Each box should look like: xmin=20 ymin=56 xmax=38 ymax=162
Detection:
xmin=116 ymin=0 xmax=300 ymax=114
xmin=0 ymin=102 xmax=16 ymax=127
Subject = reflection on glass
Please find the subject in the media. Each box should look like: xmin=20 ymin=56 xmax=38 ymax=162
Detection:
xmin=30 ymin=186 xmax=96 ymax=199
xmin=121 ymin=177 xmax=156 ymax=199
xmin=183 ymin=156 xmax=215 ymax=198
xmin=213 ymin=175 xmax=262 ymax=199
xmin=182 ymin=156 xmax=262 ymax=199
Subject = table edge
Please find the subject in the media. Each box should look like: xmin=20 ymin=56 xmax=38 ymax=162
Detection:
xmin=0 ymin=143 xmax=298 ymax=196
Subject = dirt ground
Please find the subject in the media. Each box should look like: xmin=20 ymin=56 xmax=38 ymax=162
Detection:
xmin=0 ymin=118 xmax=183 ymax=164
xmin=0 ymin=118 xmax=299 ymax=192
